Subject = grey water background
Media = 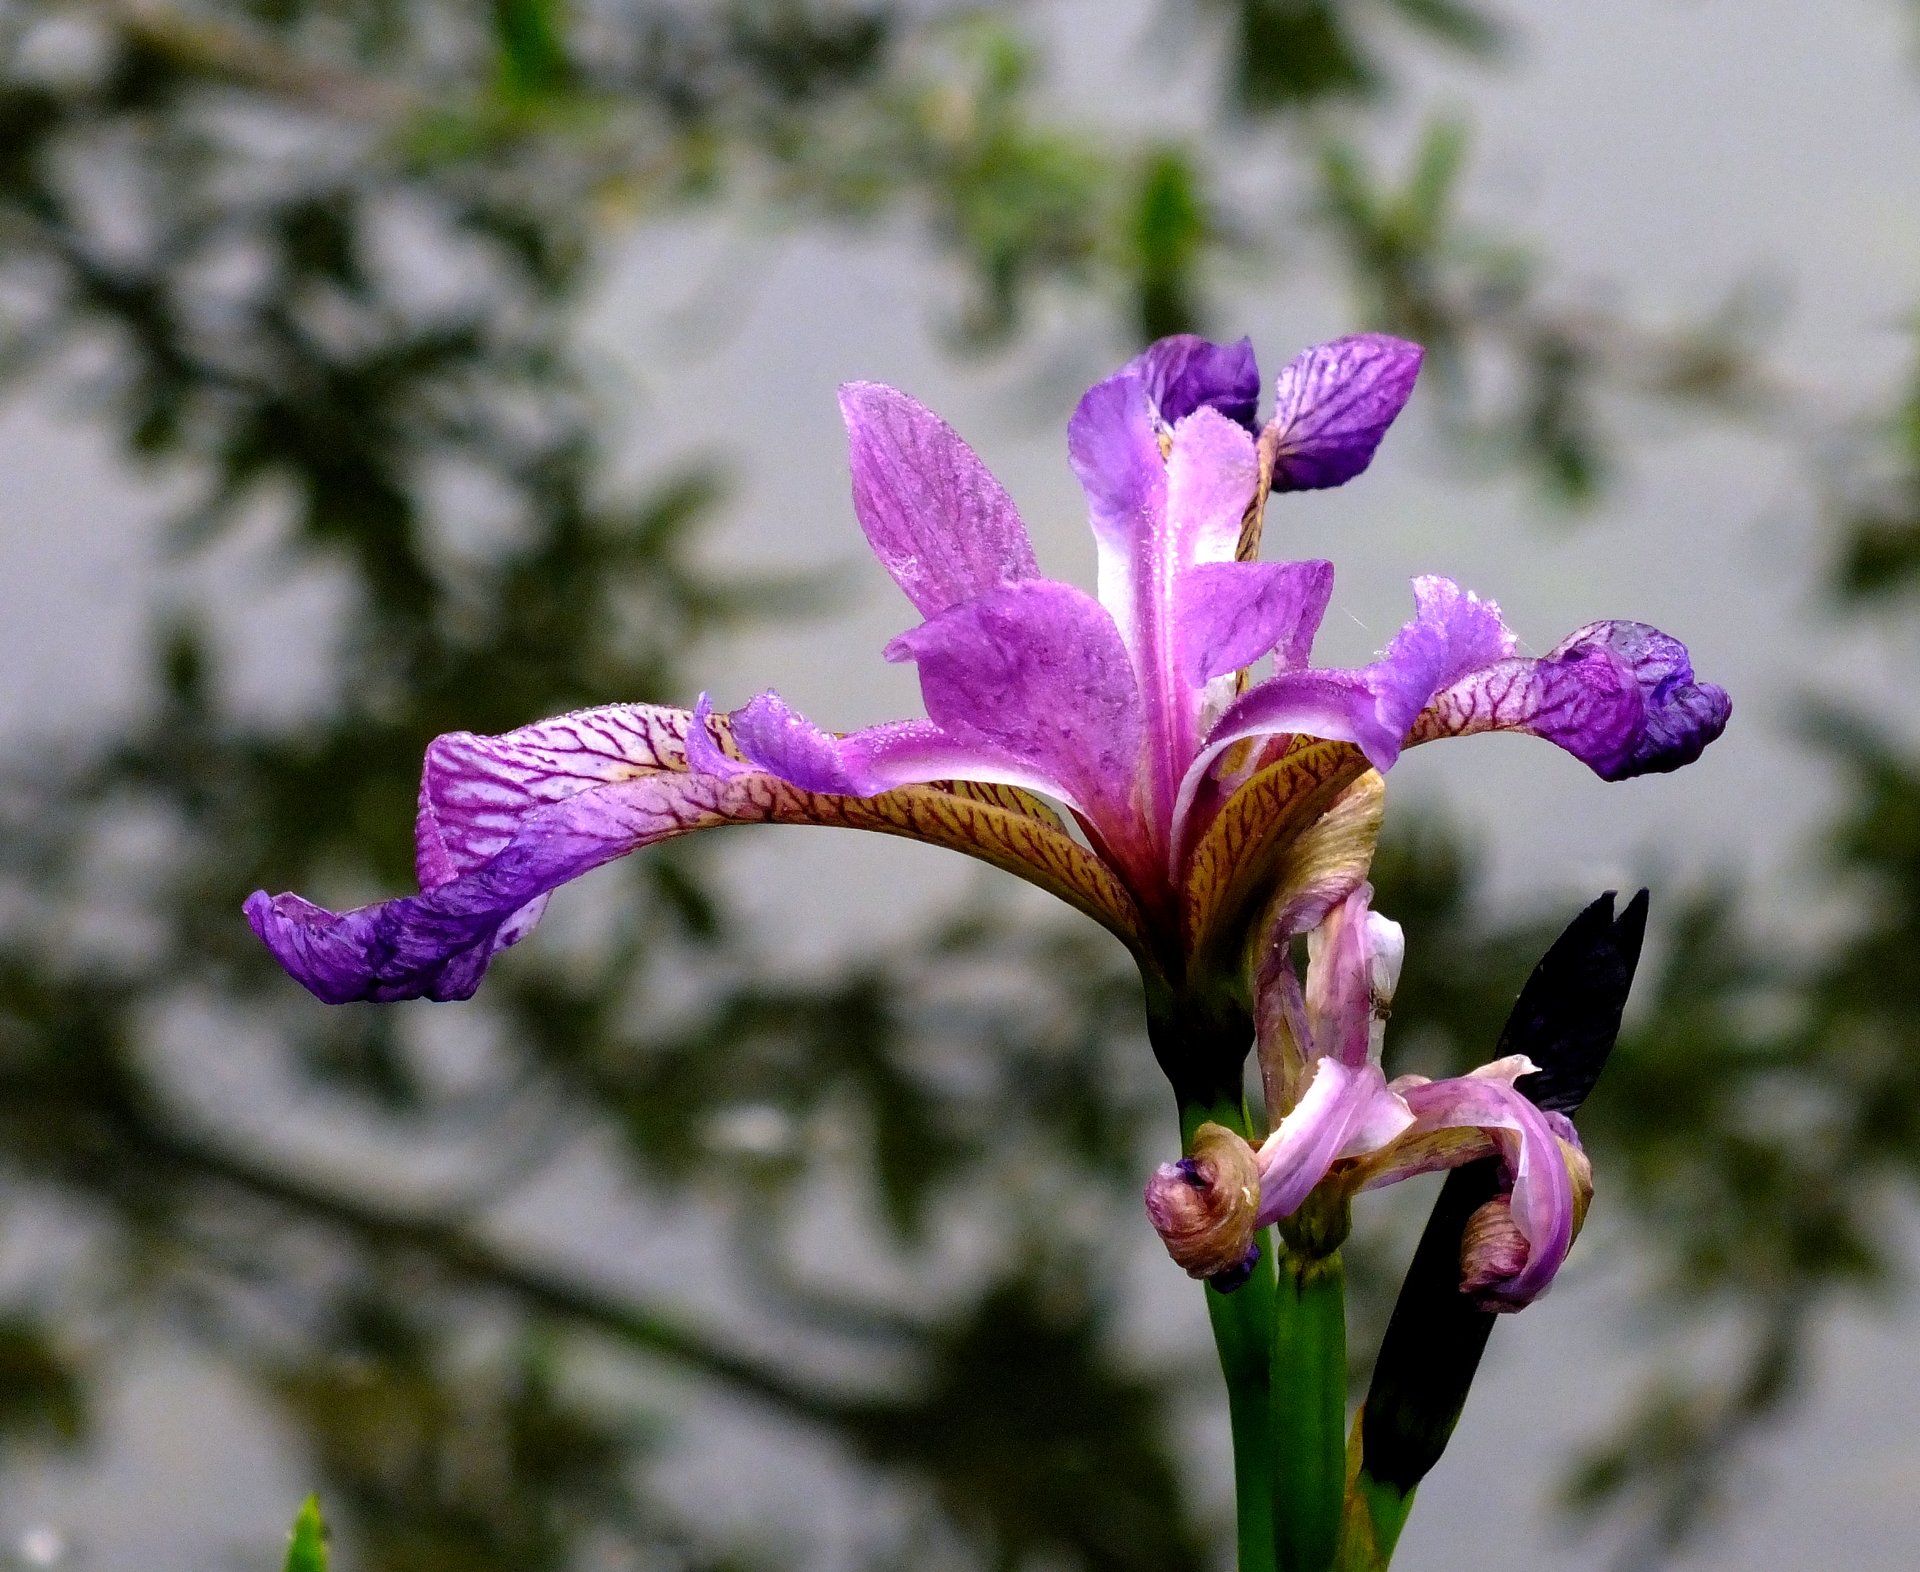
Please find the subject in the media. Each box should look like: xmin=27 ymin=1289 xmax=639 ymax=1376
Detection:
xmin=0 ymin=1 xmax=1917 ymax=1568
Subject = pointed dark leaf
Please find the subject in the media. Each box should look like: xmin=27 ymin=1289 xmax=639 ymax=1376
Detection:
xmin=1357 ymin=892 xmax=1650 ymax=1497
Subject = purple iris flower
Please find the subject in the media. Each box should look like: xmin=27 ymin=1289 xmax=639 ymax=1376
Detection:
xmin=1147 ymin=886 xmax=1591 ymax=1308
xmin=247 ymin=331 xmax=1728 ymax=1011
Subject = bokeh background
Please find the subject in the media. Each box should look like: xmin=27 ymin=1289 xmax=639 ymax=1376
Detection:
xmin=0 ymin=2 xmax=1916 ymax=1568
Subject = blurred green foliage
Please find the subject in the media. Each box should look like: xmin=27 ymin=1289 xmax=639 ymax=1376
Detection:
xmin=286 ymin=1496 xmax=329 ymax=1572
xmin=0 ymin=4 xmax=1912 ymax=1572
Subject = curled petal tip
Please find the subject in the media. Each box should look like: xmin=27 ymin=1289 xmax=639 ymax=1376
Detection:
xmin=1144 ymin=1123 xmax=1262 ymax=1280
xmin=1539 ymin=621 xmax=1731 ymax=780
xmin=686 ymin=694 xmax=750 ymax=780
xmin=1207 ymin=1241 xmax=1263 ymax=1294
xmin=1411 ymin=616 xmax=1729 ymax=781
xmin=1128 ymin=333 xmax=1262 ymax=431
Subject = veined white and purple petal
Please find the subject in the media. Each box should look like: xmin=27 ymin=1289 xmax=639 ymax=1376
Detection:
xmin=1266 ymin=334 xmax=1423 ymax=491
xmin=1412 ymin=620 xmax=1731 ymax=780
xmin=839 ymin=381 xmax=1040 ymax=618
xmin=415 ymin=705 xmax=690 ymax=887
xmin=1127 ymin=333 xmax=1262 ymax=432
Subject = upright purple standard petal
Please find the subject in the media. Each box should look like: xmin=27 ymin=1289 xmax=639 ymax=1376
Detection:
xmin=839 ymin=381 xmax=1040 ymax=618
xmin=1128 ymin=334 xmax=1261 ymax=431
xmin=1069 ymin=379 xmax=1265 ymax=836
xmin=1410 ymin=619 xmax=1732 ymax=780
xmin=1266 ymin=334 xmax=1423 ymax=491
xmin=1068 ymin=364 xmax=1168 ymax=619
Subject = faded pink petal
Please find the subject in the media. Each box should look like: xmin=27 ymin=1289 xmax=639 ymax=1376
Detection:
xmin=1254 ymin=1058 xmax=1414 ymax=1223
xmin=1363 ymin=1063 xmax=1582 ymax=1306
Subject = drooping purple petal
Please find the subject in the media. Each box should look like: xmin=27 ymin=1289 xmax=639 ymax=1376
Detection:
xmin=1253 ymin=1057 xmax=1414 ymax=1224
xmin=251 ymin=687 xmax=1164 ymax=1003
xmin=707 ymin=688 xmax=1071 ymax=804
xmin=839 ymin=381 xmax=1040 ymax=618
xmin=1177 ymin=559 xmax=1334 ymax=683
xmin=884 ymin=579 xmax=1146 ymax=831
xmin=1409 ymin=619 xmax=1731 ymax=781
xmin=1176 ymin=576 xmax=1516 ymax=826
xmin=1128 ymin=334 xmax=1261 ymax=431
xmin=1267 ymin=334 xmax=1423 ymax=491
xmin=250 ymin=709 xmax=721 ymax=1003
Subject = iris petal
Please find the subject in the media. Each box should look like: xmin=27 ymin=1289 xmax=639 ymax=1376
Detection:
xmin=1128 ymin=333 xmax=1261 ymax=430
xmin=248 ymin=703 xmax=1149 ymax=1002
xmin=840 ymin=381 xmax=1040 ymax=618
xmin=1254 ymin=1058 xmax=1414 ymax=1223
xmin=1267 ymin=334 xmax=1424 ymax=491
xmin=885 ymin=579 xmax=1146 ymax=832
xmin=1357 ymin=1061 xmax=1582 ymax=1307
xmin=1409 ymin=618 xmax=1731 ymax=780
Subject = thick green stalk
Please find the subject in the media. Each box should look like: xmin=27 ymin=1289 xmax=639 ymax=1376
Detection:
xmin=1209 ymin=1238 xmax=1279 ymax=1572
xmin=1181 ymin=1097 xmax=1278 ymax=1572
xmin=1271 ymin=1246 xmax=1347 ymax=1572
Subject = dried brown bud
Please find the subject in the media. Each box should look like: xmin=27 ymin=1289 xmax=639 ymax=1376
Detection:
xmin=1458 ymin=1196 xmax=1532 ymax=1312
xmin=1144 ymin=1122 xmax=1262 ymax=1282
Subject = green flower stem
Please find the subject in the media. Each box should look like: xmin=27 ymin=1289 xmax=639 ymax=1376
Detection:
xmin=1270 ymin=1245 xmax=1347 ymax=1572
xmin=1180 ymin=1097 xmax=1278 ymax=1572
xmin=1209 ymin=1247 xmax=1280 ymax=1572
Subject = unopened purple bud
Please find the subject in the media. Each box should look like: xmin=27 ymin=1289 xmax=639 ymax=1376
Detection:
xmin=1143 ymin=1122 xmax=1262 ymax=1281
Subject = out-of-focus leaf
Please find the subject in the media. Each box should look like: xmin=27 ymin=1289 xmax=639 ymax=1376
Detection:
xmin=285 ymin=1496 xmax=328 ymax=1572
